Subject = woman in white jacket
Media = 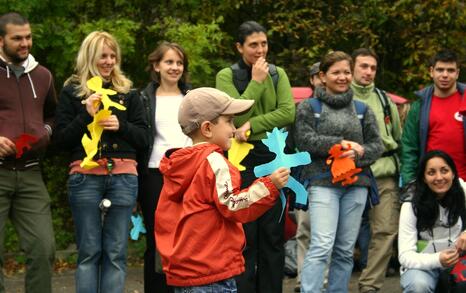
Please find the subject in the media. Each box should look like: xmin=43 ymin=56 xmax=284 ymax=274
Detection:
xmin=399 ymin=150 xmax=466 ymax=292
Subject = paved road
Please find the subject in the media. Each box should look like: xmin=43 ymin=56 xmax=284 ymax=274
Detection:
xmin=5 ymin=267 xmax=401 ymax=292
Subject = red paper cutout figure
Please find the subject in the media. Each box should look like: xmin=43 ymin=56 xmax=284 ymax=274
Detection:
xmin=451 ymin=255 xmax=466 ymax=283
xmin=14 ymin=134 xmax=38 ymax=158
xmin=326 ymin=144 xmax=362 ymax=186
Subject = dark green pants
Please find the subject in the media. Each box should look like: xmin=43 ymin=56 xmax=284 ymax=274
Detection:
xmin=0 ymin=166 xmax=55 ymax=293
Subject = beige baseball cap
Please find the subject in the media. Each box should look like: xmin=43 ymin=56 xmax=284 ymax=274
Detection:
xmin=178 ymin=87 xmax=254 ymax=135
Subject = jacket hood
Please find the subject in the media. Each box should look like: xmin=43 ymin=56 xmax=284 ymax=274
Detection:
xmin=415 ymin=82 xmax=466 ymax=99
xmin=159 ymin=143 xmax=222 ymax=202
xmin=23 ymin=54 xmax=39 ymax=73
xmin=0 ymin=54 xmax=39 ymax=98
xmin=0 ymin=54 xmax=38 ymax=73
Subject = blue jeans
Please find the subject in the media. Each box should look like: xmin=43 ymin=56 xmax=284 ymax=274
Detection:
xmin=301 ymin=185 xmax=367 ymax=293
xmin=400 ymin=268 xmax=440 ymax=293
xmin=68 ymin=174 xmax=138 ymax=293
xmin=174 ymin=278 xmax=237 ymax=293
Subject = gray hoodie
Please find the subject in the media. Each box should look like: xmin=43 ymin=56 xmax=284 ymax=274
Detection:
xmin=294 ymin=87 xmax=383 ymax=187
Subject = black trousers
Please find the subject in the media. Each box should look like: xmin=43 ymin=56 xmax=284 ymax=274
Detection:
xmin=235 ymin=142 xmax=285 ymax=293
xmin=138 ymin=168 xmax=173 ymax=293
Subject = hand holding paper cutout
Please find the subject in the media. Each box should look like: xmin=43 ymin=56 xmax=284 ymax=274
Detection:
xmin=0 ymin=136 xmax=16 ymax=157
xmin=326 ymin=144 xmax=362 ymax=186
xmin=253 ymin=128 xmax=311 ymax=210
xmin=228 ymin=131 xmax=253 ymax=171
xmin=80 ymin=76 xmax=127 ymax=169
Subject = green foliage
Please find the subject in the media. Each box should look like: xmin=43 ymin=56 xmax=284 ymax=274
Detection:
xmin=148 ymin=17 xmax=228 ymax=87
xmin=262 ymin=0 xmax=466 ymax=95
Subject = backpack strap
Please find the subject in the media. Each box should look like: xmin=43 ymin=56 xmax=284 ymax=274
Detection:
xmin=231 ymin=62 xmax=279 ymax=95
xmin=353 ymin=100 xmax=368 ymax=123
xmin=374 ymin=88 xmax=401 ymax=173
xmin=269 ymin=64 xmax=279 ymax=92
xmin=307 ymin=98 xmax=366 ymax=128
xmin=374 ymin=88 xmax=393 ymax=134
xmin=307 ymin=98 xmax=323 ymax=127
xmin=231 ymin=63 xmax=250 ymax=95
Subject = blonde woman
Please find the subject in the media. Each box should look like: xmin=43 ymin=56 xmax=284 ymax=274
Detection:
xmin=54 ymin=31 xmax=149 ymax=293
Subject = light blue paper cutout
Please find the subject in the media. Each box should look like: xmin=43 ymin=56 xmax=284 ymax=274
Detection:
xmin=130 ymin=214 xmax=146 ymax=240
xmin=253 ymin=128 xmax=311 ymax=219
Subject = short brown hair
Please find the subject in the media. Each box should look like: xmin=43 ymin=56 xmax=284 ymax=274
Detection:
xmin=351 ymin=48 xmax=378 ymax=65
xmin=320 ymin=51 xmax=353 ymax=74
xmin=0 ymin=12 xmax=29 ymax=37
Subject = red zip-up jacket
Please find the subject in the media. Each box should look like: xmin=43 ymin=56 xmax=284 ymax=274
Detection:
xmin=155 ymin=143 xmax=279 ymax=286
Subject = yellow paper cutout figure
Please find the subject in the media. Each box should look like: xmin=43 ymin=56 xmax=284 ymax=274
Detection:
xmin=228 ymin=130 xmax=253 ymax=171
xmin=80 ymin=77 xmax=126 ymax=169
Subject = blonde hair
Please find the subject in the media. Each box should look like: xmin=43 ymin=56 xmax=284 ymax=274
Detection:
xmin=65 ymin=31 xmax=132 ymax=97
xmin=397 ymin=102 xmax=411 ymax=127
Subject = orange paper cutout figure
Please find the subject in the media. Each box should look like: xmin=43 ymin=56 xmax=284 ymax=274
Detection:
xmin=326 ymin=144 xmax=362 ymax=186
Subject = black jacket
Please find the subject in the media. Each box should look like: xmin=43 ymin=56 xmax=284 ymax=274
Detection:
xmin=137 ymin=80 xmax=191 ymax=174
xmin=54 ymin=82 xmax=149 ymax=162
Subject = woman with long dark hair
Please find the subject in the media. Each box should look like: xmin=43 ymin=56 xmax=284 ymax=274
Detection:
xmin=399 ymin=150 xmax=466 ymax=292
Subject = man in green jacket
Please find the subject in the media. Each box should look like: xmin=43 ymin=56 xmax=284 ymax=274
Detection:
xmin=216 ymin=21 xmax=295 ymax=293
xmin=351 ymin=48 xmax=402 ymax=293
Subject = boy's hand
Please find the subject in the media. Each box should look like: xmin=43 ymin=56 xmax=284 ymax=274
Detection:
xmin=269 ymin=167 xmax=290 ymax=190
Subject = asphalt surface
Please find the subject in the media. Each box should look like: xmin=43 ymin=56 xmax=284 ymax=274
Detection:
xmin=4 ymin=267 xmax=401 ymax=292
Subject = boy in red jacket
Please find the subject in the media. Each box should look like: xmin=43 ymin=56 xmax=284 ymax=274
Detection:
xmin=155 ymin=87 xmax=289 ymax=292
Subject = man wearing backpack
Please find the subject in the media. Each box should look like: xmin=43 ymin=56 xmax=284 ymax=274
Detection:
xmin=350 ymin=48 xmax=402 ymax=293
xmin=215 ymin=20 xmax=295 ymax=293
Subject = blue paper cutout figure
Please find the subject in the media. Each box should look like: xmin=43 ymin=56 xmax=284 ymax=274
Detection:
xmin=130 ymin=214 xmax=146 ymax=240
xmin=253 ymin=128 xmax=311 ymax=218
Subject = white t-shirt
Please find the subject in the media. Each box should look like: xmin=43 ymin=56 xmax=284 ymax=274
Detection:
xmin=148 ymin=94 xmax=192 ymax=168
